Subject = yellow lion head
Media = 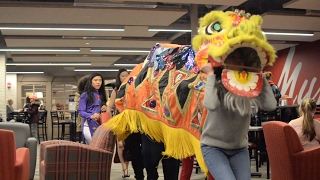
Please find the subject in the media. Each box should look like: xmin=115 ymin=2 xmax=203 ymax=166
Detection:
xmin=192 ymin=10 xmax=277 ymax=97
xmin=193 ymin=9 xmax=276 ymax=70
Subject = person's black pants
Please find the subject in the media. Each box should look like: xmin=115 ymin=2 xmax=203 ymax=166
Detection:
xmin=141 ymin=134 xmax=180 ymax=180
xmin=124 ymin=133 xmax=145 ymax=180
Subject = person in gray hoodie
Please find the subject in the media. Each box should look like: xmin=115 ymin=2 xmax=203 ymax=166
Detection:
xmin=200 ymin=62 xmax=277 ymax=180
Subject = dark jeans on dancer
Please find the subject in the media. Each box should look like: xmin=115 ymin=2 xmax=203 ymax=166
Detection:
xmin=141 ymin=134 xmax=180 ymax=180
xmin=125 ymin=133 xmax=145 ymax=180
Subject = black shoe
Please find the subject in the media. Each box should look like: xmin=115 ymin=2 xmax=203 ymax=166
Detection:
xmin=122 ymin=169 xmax=130 ymax=178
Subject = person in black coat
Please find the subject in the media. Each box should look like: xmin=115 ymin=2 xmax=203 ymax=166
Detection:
xmin=25 ymin=96 xmax=41 ymax=140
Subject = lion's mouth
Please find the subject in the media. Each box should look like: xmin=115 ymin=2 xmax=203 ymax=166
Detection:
xmin=209 ymin=42 xmax=268 ymax=72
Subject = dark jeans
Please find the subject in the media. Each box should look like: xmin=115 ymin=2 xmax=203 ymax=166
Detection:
xmin=125 ymin=133 xmax=145 ymax=180
xmin=141 ymin=134 xmax=180 ymax=180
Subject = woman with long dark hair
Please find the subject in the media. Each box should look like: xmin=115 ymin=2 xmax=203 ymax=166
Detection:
xmin=107 ymin=68 xmax=145 ymax=180
xmin=79 ymin=72 xmax=107 ymax=144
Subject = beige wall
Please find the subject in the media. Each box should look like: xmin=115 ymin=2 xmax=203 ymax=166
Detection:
xmin=17 ymin=75 xmax=78 ymax=140
xmin=6 ymin=74 xmax=18 ymax=110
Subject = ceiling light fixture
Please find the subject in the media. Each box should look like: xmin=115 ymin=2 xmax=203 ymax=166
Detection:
xmin=74 ymin=1 xmax=157 ymax=8
xmin=74 ymin=69 xmax=132 ymax=72
xmin=0 ymin=49 xmax=80 ymax=52
xmin=6 ymin=63 xmax=91 ymax=66
xmin=148 ymin=29 xmax=191 ymax=32
xmin=148 ymin=28 xmax=314 ymax=36
xmin=0 ymin=27 xmax=125 ymax=32
xmin=263 ymin=32 xmax=314 ymax=36
xmin=6 ymin=72 xmax=44 ymax=74
xmin=91 ymin=50 xmax=150 ymax=53
xmin=114 ymin=64 xmax=139 ymax=67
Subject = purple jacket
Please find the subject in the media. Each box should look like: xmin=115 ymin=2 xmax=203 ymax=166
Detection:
xmin=78 ymin=91 xmax=101 ymax=141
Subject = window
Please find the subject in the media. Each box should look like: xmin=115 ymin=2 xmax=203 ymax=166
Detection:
xmin=51 ymin=83 xmax=77 ymax=111
xmin=21 ymin=83 xmax=46 ymax=109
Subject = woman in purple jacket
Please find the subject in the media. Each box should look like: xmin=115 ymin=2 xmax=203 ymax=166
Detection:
xmin=79 ymin=72 xmax=107 ymax=144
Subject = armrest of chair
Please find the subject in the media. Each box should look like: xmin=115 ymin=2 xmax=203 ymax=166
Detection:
xmin=26 ymin=137 xmax=37 ymax=179
xmin=291 ymin=146 xmax=320 ymax=179
xmin=15 ymin=148 xmax=30 ymax=180
xmin=40 ymin=140 xmax=76 ymax=161
xmin=42 ymin=144 xmax=113 ymax=178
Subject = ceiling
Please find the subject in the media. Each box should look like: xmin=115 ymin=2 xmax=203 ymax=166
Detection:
xmin=0 ymin=0 xmax=319 ymax=79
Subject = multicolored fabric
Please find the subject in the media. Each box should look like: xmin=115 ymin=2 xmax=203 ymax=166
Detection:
xmin=104 ymin=44 xmax=208 ymax=171
xmin=104 ymin=9 xmax=277 ymax=173
xmin=40 ymin=126 xmax=115 ymax=180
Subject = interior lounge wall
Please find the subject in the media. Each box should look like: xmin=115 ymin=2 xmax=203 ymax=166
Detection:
xmin=264 ymin=40 xmax=320 ymax=105
xmin=6 ymin=74 xmax=17 ymax=110
xmin=17 ymin=75 xmax=77 ymax=140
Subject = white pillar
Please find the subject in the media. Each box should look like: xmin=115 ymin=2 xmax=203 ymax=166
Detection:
xmin=0 ymin=54 xmax=6 ymax=121
xmin=190 ymin=4 xmax=198 ymax=39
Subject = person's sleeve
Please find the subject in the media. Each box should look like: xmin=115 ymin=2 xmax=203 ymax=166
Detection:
xmin=203 ymin=74 xmax=220 ymax=111
xmin=107 ymin=90 xmax=116 ymax=112
xmin=78 ymin=93 xmax=92 ymax=120
xmin=26 ymin=105 xmax=37 ymax=115
xmin=258 ymin=77 xmax=277 ymax=111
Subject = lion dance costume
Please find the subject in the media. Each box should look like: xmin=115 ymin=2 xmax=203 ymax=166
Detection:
xmin=105 ymin=9 xmax=276 ymax=175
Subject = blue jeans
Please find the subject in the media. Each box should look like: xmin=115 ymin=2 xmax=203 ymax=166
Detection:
xmin=201 ymin=144 xmax=250 ymax=180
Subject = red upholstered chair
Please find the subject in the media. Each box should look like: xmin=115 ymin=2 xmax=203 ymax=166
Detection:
xmin=40 ymin=125 xmax=116 ymax=180
xmin=263 ymin=121 xmax=320 ymax=180
xmin=0 ymin=129 xmax=30 ymax=180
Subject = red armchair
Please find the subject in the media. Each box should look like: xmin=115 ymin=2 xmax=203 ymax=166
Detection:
xmin=0 ymin=129 xmax=30 ymax=180
xmin=263 ymin=121 xmax=320 ymax=180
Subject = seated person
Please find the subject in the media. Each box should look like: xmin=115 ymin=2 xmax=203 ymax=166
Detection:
xmin=289 ymin=98 xmax=320 ymax=150
xmin=6 ymin=99 xmax=14 ymax=121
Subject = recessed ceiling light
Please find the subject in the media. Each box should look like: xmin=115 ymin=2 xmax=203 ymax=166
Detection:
xmin=6 ymin=63 xmax=91 ymax=66
xmin=263 ymin=32 xmax=314 ymax=36
xmin=6 ymin=72 xmax=44 ymax=74
xmin=148 ymin=29 xmax=191 ymax=32
xmin=0 ymin=27 xmax=125 ymax=32
xmin=91 ymin=49 xmax=150 ymax=53
xmin=74 ymin=69 xmax=132 ymax=72
xmin=86 ymin=43 xmax=90 ymax=45
xmin=148 ymin=28 xmax=314 ymax=36
xmin=0 ymin=49 xmax=80 ymax=52
xmin=114 ymin=64 xmax=138 ymax=67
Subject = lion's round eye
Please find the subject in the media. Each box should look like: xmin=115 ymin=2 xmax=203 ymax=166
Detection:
xmin=205 ymin=22 xmax=222 ymax=35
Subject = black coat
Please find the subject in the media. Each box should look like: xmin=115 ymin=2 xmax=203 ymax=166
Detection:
xmin=26 ymin=100 xmax=40 ymax=124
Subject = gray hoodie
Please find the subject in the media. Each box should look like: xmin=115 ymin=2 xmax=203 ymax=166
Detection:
xmin=201 ymin=75 xmax=276 ymax=149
